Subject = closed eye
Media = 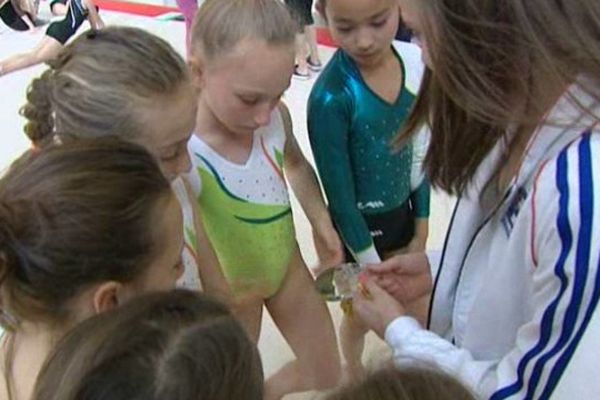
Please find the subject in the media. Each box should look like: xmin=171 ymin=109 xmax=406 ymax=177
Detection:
xmin=371 ymin=18 xmax=387 ymax=27
xmin=336 ymin=25 xmax=353 ymax=33
xmin=239 ymin=96 xmax=259 ymax=105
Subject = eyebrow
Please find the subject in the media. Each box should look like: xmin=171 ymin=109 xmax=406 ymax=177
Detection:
xmin=333 ymin=9 xmax=388 ymax=24
xmin=370 ymin=10 xmax=389 ymax=20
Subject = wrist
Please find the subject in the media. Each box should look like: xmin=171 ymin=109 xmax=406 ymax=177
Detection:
xmin=413 ymin=218 xmax=429 ymax=236
xmin=384 ymin=315 xmax=422 ymax=345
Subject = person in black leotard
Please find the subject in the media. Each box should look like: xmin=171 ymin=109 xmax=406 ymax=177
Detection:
xmin=0 ymin=0 xmax=103 ymax=76
xmin=0 ymin=0 xmax=38 ymax=30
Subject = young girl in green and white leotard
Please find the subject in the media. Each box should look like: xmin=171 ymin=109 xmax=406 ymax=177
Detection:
xmin=188 ymin=1 xmax=343 ymax=398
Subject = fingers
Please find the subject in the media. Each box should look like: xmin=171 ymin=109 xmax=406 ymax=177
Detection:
xmin=353 ymin=275 xmax=406 ymax=338
xmin=365 ymin=255 xmax=403 ymax=274
xmin=358 ymin=274 xmax=392 ymax=301
xmin=363 ymin=268 xmax=430 ymax=305
xmin=367 ymin=252 xmax=430 ymax=277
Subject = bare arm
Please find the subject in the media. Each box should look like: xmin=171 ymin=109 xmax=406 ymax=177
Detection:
xmin=279 ymin=102 xmax=343 ymax=268
xmin=406 ymin=217 xmax=429 ymax=253
xmin=15 ymin=0 xmax=36 ymax=29
xmin=13 ymin=0 xmax=39 ymax=24
xmin=83 ymin=0 xmax=103 ymax=29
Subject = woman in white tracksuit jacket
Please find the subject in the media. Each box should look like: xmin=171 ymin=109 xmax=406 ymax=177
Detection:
xmin=352 ymin=0 xmax=600 ymax=399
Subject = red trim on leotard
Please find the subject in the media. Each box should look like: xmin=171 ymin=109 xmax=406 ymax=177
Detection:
xmin=260 ymin=137 xmax=286 ymax=183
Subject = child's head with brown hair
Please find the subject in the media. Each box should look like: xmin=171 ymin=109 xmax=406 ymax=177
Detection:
xmin=394 ymin=0 xmax=600 ymax=193
xmin=316 ymin=0 xmax=400 ymax=69
xmin=0 ymin=138 xmax=183 ymax=333
xmin=19 ymin=26 xmax=196 ymax=181
xmin=189 ymin=0 xmax=297 ymax=135
xmin=32 ymin=289 xmax=263 ymax=400
xmin=325 ymin=366 xmax=475 ymax=400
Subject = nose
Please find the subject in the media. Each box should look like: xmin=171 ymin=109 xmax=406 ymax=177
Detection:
xmin=254 ymin=105 xmax=272 ymax=127
xmin=356 ymin=29 xmax=375 ymax=52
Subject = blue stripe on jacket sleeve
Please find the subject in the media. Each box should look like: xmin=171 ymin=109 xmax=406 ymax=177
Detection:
xmin=538 ymin=133 xmax=599 ymax=398
xmin=491 ymin=132 xmax=595 ymax=400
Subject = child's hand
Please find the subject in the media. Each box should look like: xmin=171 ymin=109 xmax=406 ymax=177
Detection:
xmin=353 ymin=274 xmax=406 ymax=338
xmin=366 ymin=252 xmax=432 ymax=305
xmin=312 ymin=220 xmax=344 ymax=270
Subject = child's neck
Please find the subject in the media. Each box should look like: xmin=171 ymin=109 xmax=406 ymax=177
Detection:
xmin=195 ymin=99 xmax=255 ymax=164
xmin=354 ymin=45 xmax=396 ymax=75
xmin=195 ymin=99 xmax=250 ymax=142
xmin=1 ymin=323 xmax=63 ymax=400
xmin=355 ymin=45 xmax=402 ymax=105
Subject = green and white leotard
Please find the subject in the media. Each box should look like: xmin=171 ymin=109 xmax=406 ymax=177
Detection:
xmin=188 ymin=109 xmax=295 ymax=298
xmin=172 ymin=177 xmax=203 ymax=291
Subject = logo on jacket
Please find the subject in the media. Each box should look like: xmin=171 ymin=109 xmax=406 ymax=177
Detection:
xmin=501 ymin=187 xmax=528 ymax=237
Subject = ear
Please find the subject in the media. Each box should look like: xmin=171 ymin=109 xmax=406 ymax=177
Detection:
xmin=91 ymin=281 xmax=123 ymax=314
xmin=187 ymin=55 xmax=205 ymax=90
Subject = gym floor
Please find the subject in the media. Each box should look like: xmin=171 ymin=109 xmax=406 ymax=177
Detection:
xmin=0 ymin=3 xmax=455 ymax=397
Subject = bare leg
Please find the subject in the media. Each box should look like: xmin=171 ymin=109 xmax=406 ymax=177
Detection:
xmin=0 ymin=35 xmax=62 ymax=76
xmin=294 ymin=32 xmax=310 ymax=77
xmin=264 ymin=248 xmax=341 ymax=400
xmin=339 ymin=313 xmax=368 ymax=381
xmin=232 ymin=294 xmax=264 ymax=344
xmin=304 ymin=24 xmax=321 ymax=66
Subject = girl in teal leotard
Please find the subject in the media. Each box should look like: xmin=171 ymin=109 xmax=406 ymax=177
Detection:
xmin=309 ymin=0 xmax=431 ymax=379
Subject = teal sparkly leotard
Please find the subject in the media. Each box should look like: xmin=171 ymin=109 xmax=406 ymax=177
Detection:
xmin=308 ymin=41 xmax=430 ymax=264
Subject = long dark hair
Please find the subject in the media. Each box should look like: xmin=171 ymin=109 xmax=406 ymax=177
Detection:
xmin=325 ymin=366 xmax=474 ymax=400
xmin=395 ymin=0 xmax=600 ymax=194
xmin=32 ymin=290 xmax=264 ymax=400
xmin=0 ymin=138 xmax=171 ymax=330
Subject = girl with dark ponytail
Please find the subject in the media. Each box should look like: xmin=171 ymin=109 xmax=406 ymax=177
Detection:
xmin=0 ymin=138 xmax=183 ymax=400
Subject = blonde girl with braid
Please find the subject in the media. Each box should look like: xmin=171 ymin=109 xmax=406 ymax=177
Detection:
xmin=18 ymin=27 xmax=231 ymax=306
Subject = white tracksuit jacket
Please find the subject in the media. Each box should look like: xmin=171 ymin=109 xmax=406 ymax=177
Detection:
xmin=384 ymin=82 xmax=600 ymax=399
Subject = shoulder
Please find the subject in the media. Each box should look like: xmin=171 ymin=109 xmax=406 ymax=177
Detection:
xmin=533 ymin=130 xmax=600 ymax=218
xmin=309 ymin=50 xmax=353 ymax=109
xmin=393 ymin=41 xmax=426 ymax=95
xmin=538 ymin=129 xmax=600 ymax=181
xmin=276 ymin=102 xmax=292 ymax=139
